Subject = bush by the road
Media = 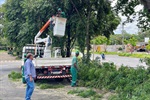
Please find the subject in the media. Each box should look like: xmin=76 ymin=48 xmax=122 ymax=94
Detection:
xmin=78 ymin=61 xmax=150 ymax=100
xmin=8 ymin=71 xmax=22 ymax=81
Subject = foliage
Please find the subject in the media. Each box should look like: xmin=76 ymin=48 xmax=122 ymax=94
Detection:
xmin=142 ymin=57 xmax=150 ymax=67
xmin=78 ymin=61 xmax=150 ymax=100
xmin=118 ymin=47 xmax=123 ymax=51
xmin=1 ymin=0 xmax=120 ymax=58
xmin=91 ymin=36 xmax=108 ymax=45
xmin=68 ymin=88 xmax=102 ymax=99
xmin=8 ymin=71 xmax=22 ymax=80
xmin=146 ymin=40 xmax=150 ymax=51
xmin=0 ymin=37 xmax=9 ymax=46
xmin=118 ymin=53 xmax=150 ymax=58
xmin=109 ymin=32 xmax=134 ymax=45
xmin=109 ymin=31 xmax=149 ymax=45
xmin=74 ymin=0 xmax=120 ymax=61
xmin=115 ymin=0 xmax=150 ymax=30
xmin=137 ymin=30 xmax=150 ymax=42
xmin=95 ymin=52 xmax=118 ymax=55
xmin=124 ymin=35 xmax=137 ymax=47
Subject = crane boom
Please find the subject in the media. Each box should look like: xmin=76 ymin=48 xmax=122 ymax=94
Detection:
xmin=34 ymin=18 xmax=52 ymax=44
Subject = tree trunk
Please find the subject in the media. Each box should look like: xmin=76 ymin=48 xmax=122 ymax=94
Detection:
xmin=86 ymin=11 xmax=90 ymax=61
xmin=66 ymin=25 xmax=71 ymax=57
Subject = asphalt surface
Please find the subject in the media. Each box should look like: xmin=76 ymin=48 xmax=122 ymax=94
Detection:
xmin=90 ymin=54 xmax=147 ymax=68
xmin=102 ymin=55 xmax=147 ymax=68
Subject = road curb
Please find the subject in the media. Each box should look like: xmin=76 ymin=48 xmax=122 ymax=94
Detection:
xmin=0 ymin=60 xmax=21 ymax=63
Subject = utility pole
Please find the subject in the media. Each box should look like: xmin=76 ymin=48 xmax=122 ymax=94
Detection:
xmin=122 ymin=23 xmax=125 ymax=51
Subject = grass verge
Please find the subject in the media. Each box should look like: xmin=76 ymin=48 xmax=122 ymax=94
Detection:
xmin=118 ymin=53 xmax=150 ymax=58
xmin=95 ymin=51 xmax=150 ymax=58
xmin=8 ymin=71 xmax=22 ymax=81
xmin=0 ymin=50 xmax=6 ymax=53
xmin=95 ymin=52 xmax=118 ymax=55
xmin=68 ymin=88 xmax=102 ymax=99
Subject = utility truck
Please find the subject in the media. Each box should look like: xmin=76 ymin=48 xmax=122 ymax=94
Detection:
xmin=22 ymin=15 xmax=72 ymax=82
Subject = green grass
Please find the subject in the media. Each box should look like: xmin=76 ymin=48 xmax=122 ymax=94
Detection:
xmin=8 ymin=71 xmax=22 ymax=81
xmin=118 ymin=53 xmax=150 ymax=58
xmin=68 ymin=88 xmax=102 ymax=99
xmin=0 ymin=50 xmax=6 ymax=53
xmin=37 ymin=83 xmax=64 ymax=89
xmin=95 ymin=51 xmax=150 ymax=58
xmin=95 ymin=52 xmax=118 ymax=55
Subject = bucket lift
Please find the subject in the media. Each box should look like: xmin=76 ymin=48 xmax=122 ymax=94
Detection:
xmin=34 ymin=16 xmax=67 ymax=58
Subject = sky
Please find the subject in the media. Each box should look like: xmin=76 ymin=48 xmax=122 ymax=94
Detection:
xmin=0 ymin=0 xmax=143 ymax=34
xmin=111 ymin=0 xmax=143 ymax=34
xmin=0 ymin=0 xmax=5 ymax=5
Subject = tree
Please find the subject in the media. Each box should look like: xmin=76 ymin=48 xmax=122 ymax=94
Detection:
xmin=137 ymin=30 xmax=150 ymax=42
xmin=124 ymin=35 xmax=137 ymax=53
xmin=74 ymin=0 xmax=120 ymax=61
xmin=116 ymin=0 xmax=150 ymax=30
xmin=91 ymin=36 xmax=108 ymax=45
xmin=146 ymin=40 xmax=150 ymax=52
xmin=109 ymin=32 xmax=133 ymax=45
xmin=2 ymin=0 xmax=120 ymax=59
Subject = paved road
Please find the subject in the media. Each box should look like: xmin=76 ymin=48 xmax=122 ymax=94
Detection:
xmin=93 ymin=54 xmax=147 ymax=68
xmin=72 ymin=51 xmax=147 ymax=68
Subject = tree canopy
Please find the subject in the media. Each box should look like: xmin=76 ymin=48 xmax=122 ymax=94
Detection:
xmin=0 ymin=0 xmax=120 ymax=60
xmin=116 ymin=0 xmax=150 ymax=30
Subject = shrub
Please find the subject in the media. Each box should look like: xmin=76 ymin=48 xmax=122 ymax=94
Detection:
xmin=118 ymin=47 xmax=123 ymax=51
xmin=77 ymin=61 xmax=150 ymax=100
xmin=8 ymin=71 xmax=22 ymax=80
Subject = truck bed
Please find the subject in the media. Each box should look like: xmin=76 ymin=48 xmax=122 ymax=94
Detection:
xmin=33 ymin=58 xmax=72 ymax=68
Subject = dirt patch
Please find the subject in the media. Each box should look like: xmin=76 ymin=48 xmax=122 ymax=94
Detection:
xmin=0 ymin=52 xmax=16 ymax=61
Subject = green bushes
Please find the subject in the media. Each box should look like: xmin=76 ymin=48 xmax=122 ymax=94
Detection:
xmin=8 ymin=71 xmax=22 ymax=81
xmin=78 ymin=61 xmax=150 ymax=100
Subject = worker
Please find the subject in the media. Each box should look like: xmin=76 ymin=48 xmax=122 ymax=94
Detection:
xmin=22 ymin=53 xmax=27 ymax=83
xmin=57 ymin=8 xmax=66 ymax=18
xmin=24 ymin=53 xmax=36 ymax=100
xmin=71 ymin=51 xmax=79 ymax=87
xmin=50 ymin=8 xmax=66 ymax=30
xmin=101 ymin=53 xmax=105 ymax=60
xmin=24 ymin=53 xmax=27 ymax=62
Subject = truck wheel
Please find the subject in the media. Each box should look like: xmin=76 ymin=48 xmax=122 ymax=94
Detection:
xmin=55 ymin=78 xmax=64 ymax=82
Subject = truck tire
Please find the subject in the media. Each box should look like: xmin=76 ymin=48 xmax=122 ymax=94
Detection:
xmin=55 ymin=78 xmax=64 ymax=82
